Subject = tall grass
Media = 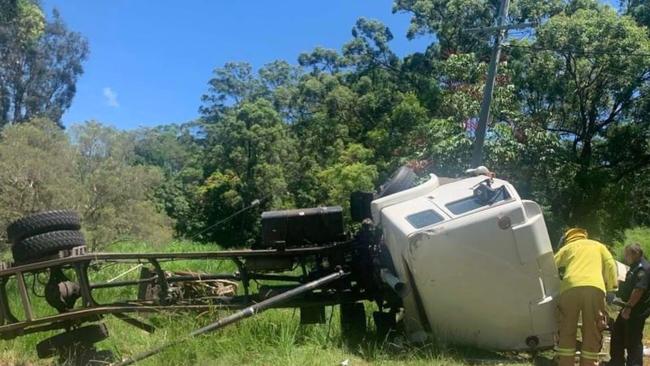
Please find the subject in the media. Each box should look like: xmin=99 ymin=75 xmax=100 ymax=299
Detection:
xmin=0 ymin=241 xmax=533 ymax=366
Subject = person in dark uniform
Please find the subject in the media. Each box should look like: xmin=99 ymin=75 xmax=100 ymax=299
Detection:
xmin=608 ymin=243 xmax=650 ymax=366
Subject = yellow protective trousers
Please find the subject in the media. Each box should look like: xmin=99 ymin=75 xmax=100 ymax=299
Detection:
xmin=556 ymin=286 xmax=607 ymax=366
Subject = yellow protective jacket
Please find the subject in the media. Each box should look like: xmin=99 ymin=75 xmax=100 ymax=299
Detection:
xmin=554 ymin=228 xmax=618 ymax=294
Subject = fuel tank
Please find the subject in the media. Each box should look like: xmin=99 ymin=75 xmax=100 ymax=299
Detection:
xmin=371 ymin=174 xmax=560 ymax=351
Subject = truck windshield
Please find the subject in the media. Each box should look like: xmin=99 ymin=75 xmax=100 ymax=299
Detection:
xmin=406 ymin=209 xmax=444 ymax=229
xmin=446 ymin=186 xmax=511 ymax=215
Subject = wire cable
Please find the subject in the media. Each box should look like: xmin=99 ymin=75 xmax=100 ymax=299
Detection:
xmin=188 ymin=195 xmax=270 ymax=242
xmin=504 ymin=43 xmax=650 ymax=57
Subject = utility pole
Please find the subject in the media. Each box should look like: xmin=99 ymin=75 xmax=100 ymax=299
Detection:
xmin=470 ymin=0 xmax=510 ymax=168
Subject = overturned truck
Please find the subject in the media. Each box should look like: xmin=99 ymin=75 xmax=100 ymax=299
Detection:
xmin=0 ymin=168 xmax=560 ymax=364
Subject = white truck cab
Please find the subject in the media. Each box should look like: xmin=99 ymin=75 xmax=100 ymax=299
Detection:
xmin=372 ymin=173 xmax=560 ymax=351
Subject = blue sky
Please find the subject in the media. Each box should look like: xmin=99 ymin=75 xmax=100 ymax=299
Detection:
xmin=42 ymin=1 xmax=433 ymax=130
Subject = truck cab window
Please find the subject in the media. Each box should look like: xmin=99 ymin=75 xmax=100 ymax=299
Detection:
xmin=406 ymin=209 xmax=444 ymax=229
xmin=446 ymin=185 xmax=511 ymax=215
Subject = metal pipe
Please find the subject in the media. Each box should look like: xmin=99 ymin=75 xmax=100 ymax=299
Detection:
xmin=74 ymin=263 xmax=96 ymax=307
xmin=91 ymin=273 xmax=304 ymax=290
xmin=0 ymin=245 xmax=337 ymax=276
xmin=0 ymin=278 xmax=18 ymax=324
xmin=90 ymin=277 xmax=155 ymax=289
xmin=112 ymin=312 xmax=156 ymax=333
xmin=107 ymin=264 xmax=143 ymax=283
xmin=90 ymin=274 xmax=238 ymax=290
xmin=248 ymin=273 xmax=303 ymax=282
xmin=112 ymin=270 xmax=348 ymax=366
xmin=380 ymin=268 xmax=409 ymax=298
xmin=15 ymin=272 xmax=33 ymax=321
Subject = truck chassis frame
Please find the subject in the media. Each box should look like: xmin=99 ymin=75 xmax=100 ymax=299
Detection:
xmin=0 ymin=221 xmax=387 ymax=362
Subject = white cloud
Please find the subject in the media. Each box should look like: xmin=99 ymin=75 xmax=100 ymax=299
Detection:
xmin=102 ymin=87 xmax=119 ymax=108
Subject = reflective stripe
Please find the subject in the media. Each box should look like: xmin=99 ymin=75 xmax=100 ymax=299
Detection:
xmin=555 ymin=347 xmax=576 ymax=356
xmin=556 ymin=347 xmax=575 ymax=352
xmin=581 ymin=350 xmax=601 ymax=360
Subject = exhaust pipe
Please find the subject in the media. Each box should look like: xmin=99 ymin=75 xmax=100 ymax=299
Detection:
xmin=380 ymin=268 xmax=409 ymax=298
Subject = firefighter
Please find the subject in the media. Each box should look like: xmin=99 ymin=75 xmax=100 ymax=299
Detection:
xmin=608 ymin=243 xmax=650 ymax=366
xmin=554 ymin=228 xmax=618 ymax=366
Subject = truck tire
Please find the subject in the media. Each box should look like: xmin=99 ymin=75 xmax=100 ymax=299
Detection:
xmin=12 ymin=230 xmax=85 ymax=263
xmin=36 ymin=324 xmax=109 ymax=359
xmin=340 ymin=302 xmax=366 ymax=347
xmin=7 ymin=210 xmax=81 ymax=243
xmin=377 ymin=166 xmax=417 ymax=198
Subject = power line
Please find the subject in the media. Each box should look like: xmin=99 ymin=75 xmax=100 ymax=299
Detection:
xmin=504 ymin=43 xmax=650 ymax=57
xmin=503 ymin=43 xmax=650 ymax=78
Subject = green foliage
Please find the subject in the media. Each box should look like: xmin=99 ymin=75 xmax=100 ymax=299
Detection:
xmin=7 ymin=0 xmax=44 ymax=43
xmin=195 ymin=95 xmax=299 ymax=246
xmin=509 ymin=2 xmax=650 ymax=239
xmin=612 ymin=227 xmax=650 ymax=261
xmin=409 ymin=118 xmax=471 ymax=176
xmin=70 ymin=122 xmax=172 ymax=248
xmin=0 ymin=1 xmax=88 ymax=126
xmin=196 ymin=170 xmax=244 ymax=245
xmin=4 ymin=2 xmax=650 ymax=363
xmin=0 ymin=118 xmax=79 ymax=230
xmin=393 ymin=0 xmax=562 ymax=55
xmin=298 ymin=46 xmax=345 ymax=73
xmin=624 ymin=0 xmax=650 ymax=27
xmin=150 ymin=1 xmax=647 ymax=244
xmin=131 ymin=124 xmax=204 ymax=240
xmin=318 ymin=144 xmax=379 ymax=217
xmin=3 ymin=0 xmax=650 ymax=249
xmin=343 ymin=17 xmax=398 ymax=70
xmin=0 ymin=119 xmax=172 ymax=249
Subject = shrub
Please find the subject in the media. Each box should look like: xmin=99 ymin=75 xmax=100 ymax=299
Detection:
xmin=0 ymin=119 xmax=172 ymax=250
xmin=612 ymin=227 xmax=650 ymax=261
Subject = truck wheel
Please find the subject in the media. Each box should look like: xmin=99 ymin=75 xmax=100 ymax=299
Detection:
xmin=377 ymin=166 xmax=417 ymax=198
xmin=340 ymin=302 xmax=366 ymax=347
xmin=36 ymin=324 xmax=109 ymax=359
xmin=7 ymin=210 xmax=81 ymax=243
xmin=12 ymin=230 xmax=85 ymax=263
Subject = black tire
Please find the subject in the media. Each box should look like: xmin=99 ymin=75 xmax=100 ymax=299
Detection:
xmin=340 ymin=302 xmax=366 ymax=347
xmin=7 ymin=210 xmax=81 ymax=244
xmin=377 ymin=166 xmax=417 ymax=198
xmin=12 ymin=230 xmax=85 ymax=263
xmin=36 ymin=324 xmax=109 ymax=359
